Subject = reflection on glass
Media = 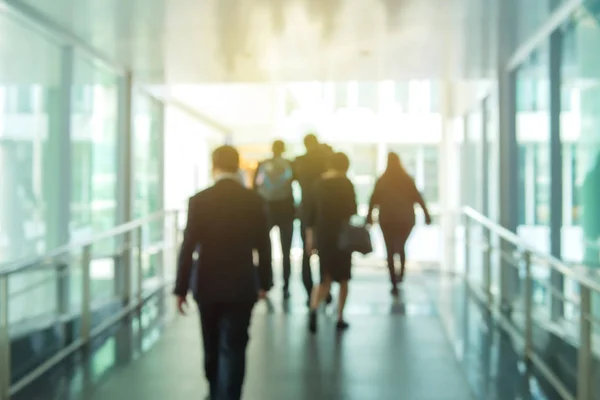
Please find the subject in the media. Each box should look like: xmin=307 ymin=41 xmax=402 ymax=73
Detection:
xmin=516 ymin=44 xmax=551 ymax=251
xmin=561 ymin=11 xmax=600 ymax=325
xmin=70 ymin=56 xmax=119 ymax=251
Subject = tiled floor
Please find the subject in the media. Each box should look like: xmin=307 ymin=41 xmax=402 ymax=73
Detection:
xmin=89 ymin=268 xmax=473 ymax=400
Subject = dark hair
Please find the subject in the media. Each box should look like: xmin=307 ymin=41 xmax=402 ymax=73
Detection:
xmin=272 ymin=140 xmax=285 ymax=155
xmin=383 ymin=152 xmax=407 ymax=180
xmin=303 ymin=134 xmax=319 ymax=150
xmin=329 ymin=152 xmax=350 ymax=173
xmin=212 ymin=145 xmax=240 ymax=173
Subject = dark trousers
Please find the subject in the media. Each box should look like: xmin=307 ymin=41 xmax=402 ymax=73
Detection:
xmin=199 ymin=302 xmax=253 ymax=400
xmin=300 ymin=222 xmax=314 ymax=298
xmin=381 ymin=223 xmax=413 ymax=286
xmin=267 ymin=200 xmax=295 ymax=290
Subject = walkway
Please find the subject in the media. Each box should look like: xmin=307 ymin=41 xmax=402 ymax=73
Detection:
xmin=90 ymin=266 xmax=473 ymax=400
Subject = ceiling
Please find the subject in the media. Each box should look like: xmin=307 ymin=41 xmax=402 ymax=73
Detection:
xmin=0 ymin=0 xmax=495 ymax=84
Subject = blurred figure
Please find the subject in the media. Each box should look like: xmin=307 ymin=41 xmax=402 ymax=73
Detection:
xmin=306 ymin=152 xmax=357 ymax=332
xmin=583 ymin=154 xmax=600 ymax=267
xmin=253 ymin=140 xmax=295 ymax=298
xmin=367 ymin=152 xmax=432 ymax=295
xmin=174 ymin=145 xmax=272 ymax=400
xmin=293 ymin=133 xmax=329 ymax=304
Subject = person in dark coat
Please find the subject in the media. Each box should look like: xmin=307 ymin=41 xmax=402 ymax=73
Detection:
xmin=174 ymin=145 xmax=272 ymax=400
xmin=305 ymin=152 xmax=357 ymax=333
xmin=366 ymin=152 xmax=431 ymax=295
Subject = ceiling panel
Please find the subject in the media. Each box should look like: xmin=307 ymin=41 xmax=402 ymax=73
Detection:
xmin=8 ymin=0 xmax=490 ymax=83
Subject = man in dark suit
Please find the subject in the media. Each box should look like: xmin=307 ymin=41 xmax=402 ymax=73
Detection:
xmin=174 ymin=145 xmax=272 ymax=400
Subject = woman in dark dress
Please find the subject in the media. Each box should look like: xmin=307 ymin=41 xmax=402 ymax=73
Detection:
xmin=366 ymin=152 xmax=431 ymax=295
xmin=305 ymin=152 xmax=357 ymax=332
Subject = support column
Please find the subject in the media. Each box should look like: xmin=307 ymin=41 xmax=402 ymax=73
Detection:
xmin=549 ymin=29 xmax=564 ymax=319
xmin=116 ymin=72 xmax=133 ymax=226
xmin=115 ymin=72 xmax=133 ymax=302
xmin=440 ymin=80 xmax=456 ymax=273
xmin=498 ymin=0 xmax=520 ymax=308
xmin=46 ymin=46 xmax=73 ymax=319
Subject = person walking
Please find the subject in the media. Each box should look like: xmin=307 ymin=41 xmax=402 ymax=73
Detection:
xmin=293 ymin=134 xmax=329 ymax=305
xmin=174 ymin=145 xmax=273 ymax=400
xmin=253 ymin=140 xmax=295 ymax=298
xmin=366 ymin=152 xmax=431 ymax=296
xmin=305 ymin=152 xmax=357 ymax=332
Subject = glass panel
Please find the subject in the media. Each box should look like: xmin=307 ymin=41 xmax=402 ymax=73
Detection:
xmin=70 ymin=56 xmax=119 ymax=253
xmin=133 ymin=95 xmax=162 ymax=219
xmin=0 ymin=15 xmax=62 ymax=265
xmin=516 ymin=43 xmax=551 ymax=317
xmin=561 ymin=9 xmax=600 ymax=326
xmin=516 ymin=43 xmax=551 ymax=253
xmin=466 ymin=110 xmax=484 ymax=212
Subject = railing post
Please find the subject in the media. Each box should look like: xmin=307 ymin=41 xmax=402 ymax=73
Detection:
xmin=120 ymin=234 xmax=132 ymax=305
xmin=577 ymin=284 xmax=592 ymax=400
xmin=0 ymin=276 xmax=11 ymax=400
xmin=81 ymin=245 xmax=92 ymax=344
xmin=483 ymin=228 xmax=492 ymax=305
xmin=464 ymin=214 xmax=471 ymax=278
xmin=136 ymin=226 xmax=143 ymax=306
xmin=523 ymin=251 xmax=533 ymax=361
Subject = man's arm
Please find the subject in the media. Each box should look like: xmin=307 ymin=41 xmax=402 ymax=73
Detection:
xmin=252 ymin=161 xmax=262 ymax=190
xmin=174 ymin=198 xmax=198 ymax=300
xmin=254 ymin=198 xmax=273 ymax=292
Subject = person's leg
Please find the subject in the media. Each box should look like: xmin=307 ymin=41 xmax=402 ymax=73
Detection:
xmin=279 ymin=216 xmax=294 ymax=297
xmin=300 ymin=222 xmax=313 ymax=301
xmin=214 ymin=303 xmax=253 ymax=400
xmin=337 ymin=280 xmax=349 ymax=329
xmin=309 ymin=274 xmax=332 ymax=333
xmin=381 ymin=227 xmax=398 ymax=293
xmin=397 ymin=225 xmax=414 ymax=283
xmin=198 ymin=303 xmax=221 ymax=399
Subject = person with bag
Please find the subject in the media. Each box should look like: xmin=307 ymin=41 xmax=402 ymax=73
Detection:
xmin=366 ymin=152 xmax=432 ymax=296
xmin=253 ymin=140 xmax=295 ymax=298
xmin=305 ymin=152 xmax=357 ymax=333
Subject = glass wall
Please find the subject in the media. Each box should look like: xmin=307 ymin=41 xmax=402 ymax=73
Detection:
xmin=561 ymin=11 xmax=600 ymax=268
xmin=516 ymin=43 xmax=551 ymax=252
xmin=70 ymin=57 xmax=119 ymax=242
xmin=133 ymin=95 xmax=163 ymax=219
xmin=0 ymin=16 xmax=63 ymax=265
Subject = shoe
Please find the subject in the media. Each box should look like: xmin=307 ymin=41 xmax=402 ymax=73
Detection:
xmin=336 ymin=320 xmax=349 ymax=331
xmin=309 ymin=310 xmax=317 ymax=334
xmin=283 ymin=288 xmax=290 ymax=299
xmin=391 ymin=287 xmax=399 ymax=296
xmin=325 ymin=293 xmax=333 ymax=305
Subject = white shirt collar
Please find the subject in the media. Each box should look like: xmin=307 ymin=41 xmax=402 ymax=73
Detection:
xmin=214 ymin=172 xmax=243 ymax=185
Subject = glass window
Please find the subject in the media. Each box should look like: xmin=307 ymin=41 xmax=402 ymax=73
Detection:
xmin=0 ymin=17 xmax=61 ymax=265
xmin=358 ymin=82 xmax=378 ymax=110
xmin=395 ymin=82 xmax=409 ymax=112
xmin=133 ymin=95 xmax=163 ymax=219
xmin=70 ymin=57 xmax=119 ymax=244
xmin=463 ymin=109 xmax=484 ymax=212
xmin=334 ymin=83 xmax=348 ymax=109
xmin=422 ymin=145 xmax=439 ymax=205
xmin=516 ymin=43 xmax=551 ymax=252
xmin=561 ymin=12 xmax=600 ymax=267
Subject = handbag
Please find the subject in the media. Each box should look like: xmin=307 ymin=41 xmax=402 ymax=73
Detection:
xmin=338 ymin=222 xmax=373 ymax=255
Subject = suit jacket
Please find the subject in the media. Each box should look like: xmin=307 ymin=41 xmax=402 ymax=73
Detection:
xmin=174 ymin=178 xmax=273 ymax=304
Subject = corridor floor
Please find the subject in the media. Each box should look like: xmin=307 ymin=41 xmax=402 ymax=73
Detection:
xmin=89 ymin=267 xmax=473 ymax=400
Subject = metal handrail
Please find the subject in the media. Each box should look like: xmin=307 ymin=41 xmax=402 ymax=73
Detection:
xmin=461 ymin=206 xmax=596 ymax=400
xmin=0 ymin=210 xmax=174 ymax=277
xmin=0 ymin=209 xmax=183 ymax=400
xmin=463 ymin=206 xmax=600 ymax=294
